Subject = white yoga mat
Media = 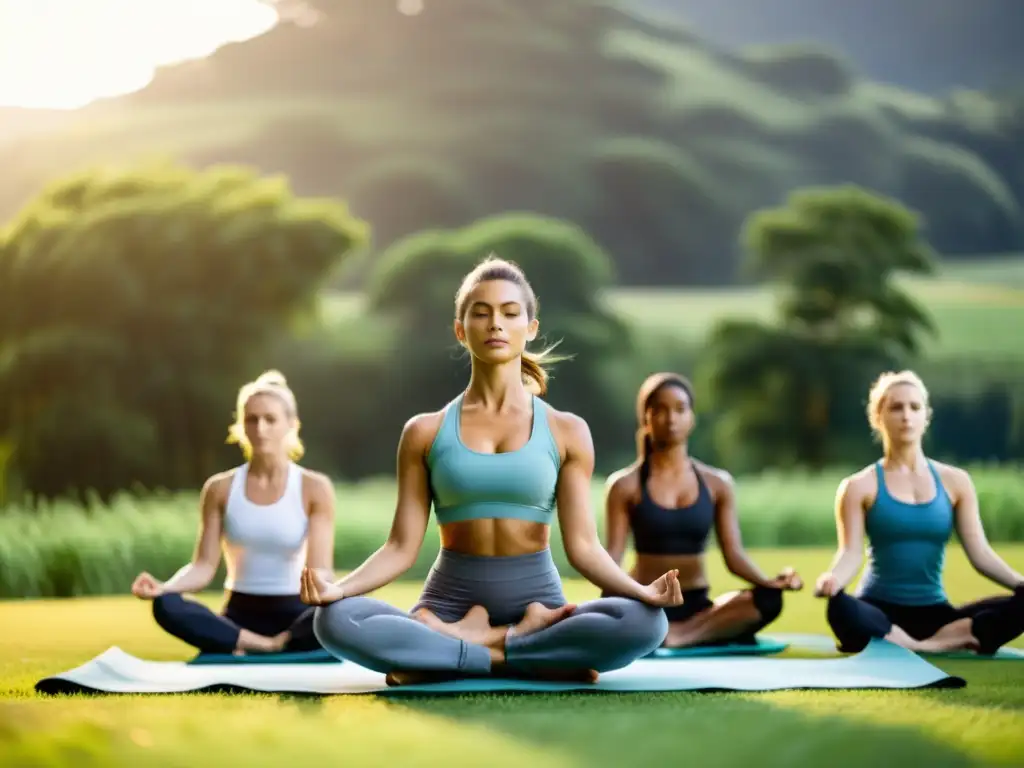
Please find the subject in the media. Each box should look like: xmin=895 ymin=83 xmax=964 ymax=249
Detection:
xmin=34 ymin=640 xmax=965 ymax=696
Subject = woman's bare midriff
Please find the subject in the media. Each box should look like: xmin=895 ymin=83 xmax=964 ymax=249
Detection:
xmin=631 ymin=553 xmax=707 ymax=591
xmin=440 ymin=519 xmax=551 ymax=557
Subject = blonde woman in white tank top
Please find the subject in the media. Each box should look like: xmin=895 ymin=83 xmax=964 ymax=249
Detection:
xmin=130 ymin=371 xmax=337 ymax=657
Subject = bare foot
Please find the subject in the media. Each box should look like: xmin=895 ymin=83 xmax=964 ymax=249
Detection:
xmin=509 ymin=602 xmax=577 ymax=639
xmin=411 ymin=607 xmax=443 ymax=632
xmin=412 ymin=605 xmax=509 ymax=663
xmin=661 ymin=624 xmax=691 ymax=649
xmin=452 ymin=605 xmax=495 ymax=637
xmin=252 ymin=630 xmax=291 ymax=653
xmin=413 ymin=606 xmax=490 ymax=640
xmin=662 ymin=623 xmax=717 ymax=649
xmin=386 ymin=608 xmax=506 ymax=686
xmin=235 ymin=628 xmax=289 ymax=654
xmin=498 ymin=603 xmax=595 ymax=684
xmin=915 ymin=634 xmax=980 ymax=654
xmin=385 ymin=670 xmax=469 ymax=687
xmin=398 ymin=604 xmax=596 ymax=685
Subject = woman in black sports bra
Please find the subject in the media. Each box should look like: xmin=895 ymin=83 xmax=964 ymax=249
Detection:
xmin=603 ymin=372 xmax=802 ymax=648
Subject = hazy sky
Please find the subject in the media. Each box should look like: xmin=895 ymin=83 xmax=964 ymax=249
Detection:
xmin=0 ymin=0 xmax=279 ymax=109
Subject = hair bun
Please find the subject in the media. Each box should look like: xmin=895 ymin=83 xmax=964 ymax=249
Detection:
xmin=255 ymin=369 xmax=288 ymax=388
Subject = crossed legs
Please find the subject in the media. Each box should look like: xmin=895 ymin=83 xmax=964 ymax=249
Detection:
xmin=152 ymin=592 xmax=319 ymax=655
xmin=312 ymin=595 xmax=668 ymax=685
xmin=662 ymin=586 xmax=784 ymax=648
xmin=826 ymin=586 xmax=1024 ymax=654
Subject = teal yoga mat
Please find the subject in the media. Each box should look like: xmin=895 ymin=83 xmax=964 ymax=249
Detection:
xmin=769 ymin=633 xmax=1024 ymax=660
xmin=645 ymin=637 xmax=788 ymax=658
xmin=925 ymin=647 xmax=1024 ymax=660
xmin=34 ymin=640 xmax=963 ymax=696
xmin=189 ymin=649 xmax=340 ymax=665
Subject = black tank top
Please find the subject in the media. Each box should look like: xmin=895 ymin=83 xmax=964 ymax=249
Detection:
xmin=628 ymin=460 xmax=716 ymax=556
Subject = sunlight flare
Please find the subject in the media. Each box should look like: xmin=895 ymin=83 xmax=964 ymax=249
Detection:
xmin=0 ymin=0 xmax=279 ymax=109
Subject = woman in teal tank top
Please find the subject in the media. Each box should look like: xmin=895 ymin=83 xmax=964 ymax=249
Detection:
xmin=814 ymin=371 xmax=1024 ymax=655
xmin=296 ymin=256 xmax=680 ymax=685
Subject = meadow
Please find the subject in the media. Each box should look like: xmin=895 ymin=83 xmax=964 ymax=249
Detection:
xmin=609 ymin=271 xmax=1024 ymax=361
xmin=319 ymin=256 xmax=1024 ymax=363
xmin=4 ymin=547 xmax=1024 ymax=767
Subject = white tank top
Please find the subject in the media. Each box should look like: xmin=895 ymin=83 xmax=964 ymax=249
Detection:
xmin=222 ymin=462 xmax=309 ymax=595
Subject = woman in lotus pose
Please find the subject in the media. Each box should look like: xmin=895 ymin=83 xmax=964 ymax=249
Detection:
xmin=131 ymin=371 xmax=337 ymax=657
xmin=815 ymin=370 xmax=1024 ymax=654
xmin=603 ymin=372 xmax=801 ymax=649
xmin=300 ymin=256 xmax=680 ymax=685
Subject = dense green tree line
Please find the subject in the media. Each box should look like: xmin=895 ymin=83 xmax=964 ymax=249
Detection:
xmin=2 ymin=160 xmax=1022 ymax=506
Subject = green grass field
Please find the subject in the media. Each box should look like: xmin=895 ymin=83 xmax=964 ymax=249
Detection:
xmin=608 ymin=275 xmax=1024 ymax=361
xmin=4 ymin=546 xmax=1024 ymax=766
xmin=319 ymin=257 xmax=1024 ymax=363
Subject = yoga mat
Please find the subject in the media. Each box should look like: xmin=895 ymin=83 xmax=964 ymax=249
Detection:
xmin=765 ymin=633 xmax=843 ymax=654
xmin=34 ymin=639 xmax=963 ymax=696
xmin=645 ymin=636 xmax=788 ymax=658
xmin=769 ymin=633 xmax=1024 ymax=660
xmin=925 ymin=647 xmax=1024 ymax=660
xmin=933 ymin=651 xmax=1024 ymax=663
xmin=189 ymin=649 xmax=340 ymax=666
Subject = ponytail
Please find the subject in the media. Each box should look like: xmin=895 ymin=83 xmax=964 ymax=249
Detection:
xmin=521 ymin=350 xmax=549 ymax=396
xmin=520 ymin=343 xmax=573 ymax=396
xmin=636 ymin=428 xmax=653 ymax=484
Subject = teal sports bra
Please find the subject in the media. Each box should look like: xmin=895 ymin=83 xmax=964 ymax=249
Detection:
xmin=426 ymin=393 xmax=561 ymax=526
xmin=856 ymin=460 xmax=954 ymax=606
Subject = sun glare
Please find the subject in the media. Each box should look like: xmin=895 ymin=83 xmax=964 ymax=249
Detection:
xmin=0 ymin=0 xmax=279 ymax=110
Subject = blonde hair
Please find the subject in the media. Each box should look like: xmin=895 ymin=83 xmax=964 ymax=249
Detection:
xmin=453 ymin=254 xmax=571 ymax=396
xmin=226 ymin=369 xmax=304 ymax=460
xmin=866 ymin=369 xmax=931 ymax=441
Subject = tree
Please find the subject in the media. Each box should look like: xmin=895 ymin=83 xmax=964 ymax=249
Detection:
xmin=0 ymin=161 xmax=368 ymax=505
xmin=699 ymin=185 xmax=939 ymax=471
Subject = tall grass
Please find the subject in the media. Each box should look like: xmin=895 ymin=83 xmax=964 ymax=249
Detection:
xmin=3 ymin=466 xmax=1024 ymax=598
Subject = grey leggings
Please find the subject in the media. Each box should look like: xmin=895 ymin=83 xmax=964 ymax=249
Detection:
xmin=312 ymin=548 xmax=669 ymax=675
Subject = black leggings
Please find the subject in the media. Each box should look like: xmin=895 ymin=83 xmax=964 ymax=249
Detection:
xmin=663 ymin=585 xmax=785 ymax=643
xmin=827 ymin=586 xmax=1024 ymax=654
xmin=152 ymin=591 xmax=321 ymax=654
